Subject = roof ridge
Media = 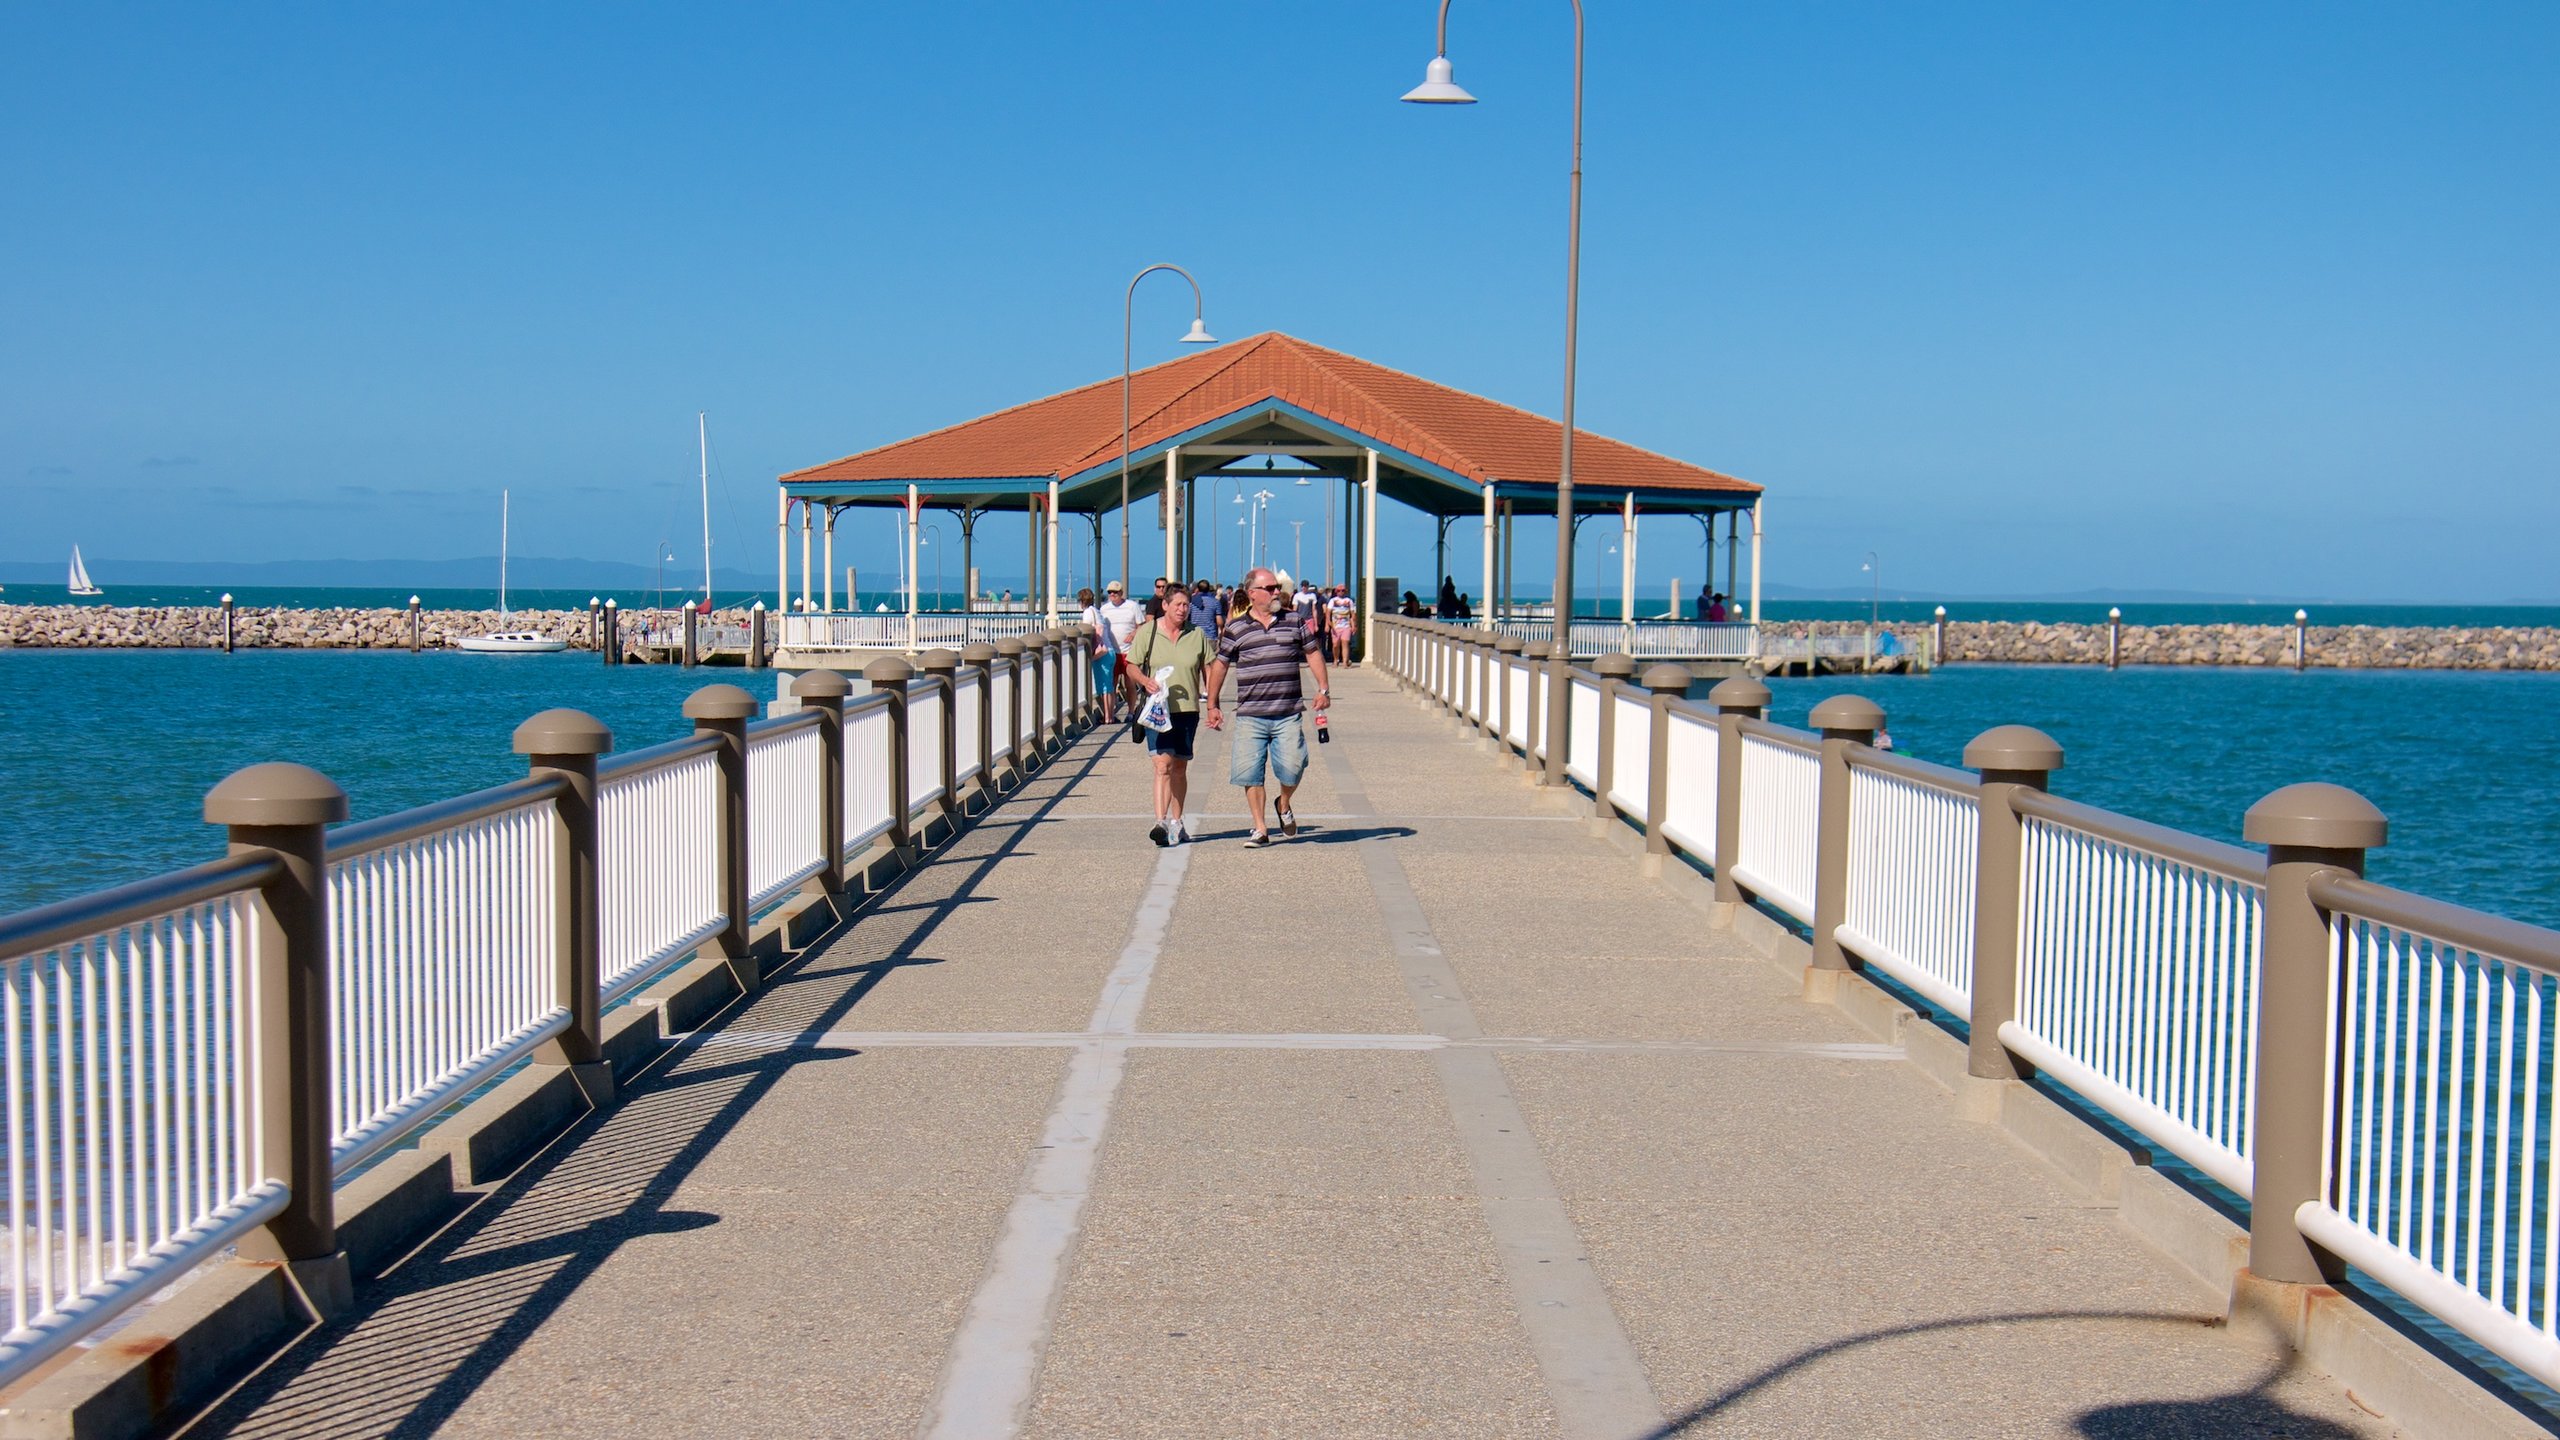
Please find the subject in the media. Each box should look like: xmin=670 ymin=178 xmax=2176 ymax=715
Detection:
xmin=1273 ymin=336 xmax=1486 ymax=480
xmin=1122 ymin=333 xmax=1282 ymax=447
xmin=777 ymin=340 xmax=1263 ymax=483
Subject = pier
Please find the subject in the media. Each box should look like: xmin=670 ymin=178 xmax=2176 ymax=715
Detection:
xmin=1 ymin=623 xmax=2553 ymax=1437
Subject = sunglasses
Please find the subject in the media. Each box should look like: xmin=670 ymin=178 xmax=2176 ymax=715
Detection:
xmin=1250 ymin=583 xmax=1283 ymax=592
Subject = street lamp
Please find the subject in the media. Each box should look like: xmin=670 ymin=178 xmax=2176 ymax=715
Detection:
xmin=1861 ymin=550 xmax=1879 ymax=665
xmin=1248 ymin=488 xmax=1276 ymax=569
xmin=1404 ymin=0 xmax=1586 ymax=786
xmin=1290 ymin=519 xmax=1307 ymax=581
xmin=1122 ymin=265 xmax=1215 ymax=591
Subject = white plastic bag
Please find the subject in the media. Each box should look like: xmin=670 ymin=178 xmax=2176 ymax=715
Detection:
xmin=1136 ymin=665 xmax=1177 ymax=732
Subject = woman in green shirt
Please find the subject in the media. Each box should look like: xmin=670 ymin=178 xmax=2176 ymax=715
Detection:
xmin=1124 ymin=586 xmax=1212 ymax=847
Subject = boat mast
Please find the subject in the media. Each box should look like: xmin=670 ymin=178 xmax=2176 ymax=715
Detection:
xmin=699 ymin=412 xmax=713 ymax=608
xmin=500 ymin=488 xmax=510 ymax=618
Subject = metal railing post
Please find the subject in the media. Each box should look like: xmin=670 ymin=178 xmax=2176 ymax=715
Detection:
xmin=1494 ymin=635 xmax=1524 ymax=750
xmin=792 ymin=669 xmax=851 ymax=894
xmin=1590 ymin=652 xmax=1637 ymax=823
xmin=1707 ymin=676 xmax=1768 ymax=905
xmin=602 ymin=599 xmax=619 ymax=665
xmin=748 ymin=601 xmax=768 ymax=670
xmin=513 ymin=709 xmax=613 ymax=1097
xmin=866 ymin=654 xmax=916 ymax=856
xmin=2242 ymin=782 xmax=2387 ymax=1287
xmin=682 ymin=601 xmax=700 ymax=667
xmin=962 ymin=641 xmax=997 ymax=804
xmin=920 ymin=648 xmax=961 ymax=822
xmin=1963 ymin=725 xmax=2063 ymax=1081
xmin=1639 ymin=664 xmax=1691 ymax=859
xmin=587 ymin=596 xmax=601 ymax=649
xmin=683 ymin=683 xmax=760 ymax=984
xmin=995 ymin=637 xmax=1026 ymax=786
xmin=204 ymin=761 xmax=352 ymax=1312
xmin=1808 ymin=694 xmax=1884 ymax=983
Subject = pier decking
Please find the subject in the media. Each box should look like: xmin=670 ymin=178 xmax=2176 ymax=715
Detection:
xmin=185 ymin=673 xmax=2387 ymax=1437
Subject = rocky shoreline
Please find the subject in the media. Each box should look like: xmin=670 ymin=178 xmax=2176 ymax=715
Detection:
xmin=0 ymin=603 xmax=756 ymax=652
xmin=1773 ymin=619 xmax=2560 ymax=671
xmin=6 ymin=605 xmax=2560 ymax=670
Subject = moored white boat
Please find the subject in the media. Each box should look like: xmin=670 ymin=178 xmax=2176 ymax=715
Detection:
xmin=66 ymin=546 xmax=102 ymax=597
xmin=453 ymin=490 xmax=566 ymax=653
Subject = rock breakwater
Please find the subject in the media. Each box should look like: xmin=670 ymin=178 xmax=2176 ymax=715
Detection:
xmin=1768 ymin=619 xmax=2560 ymax=671
xmin=0 ymin=604 xmax=759 ymax=651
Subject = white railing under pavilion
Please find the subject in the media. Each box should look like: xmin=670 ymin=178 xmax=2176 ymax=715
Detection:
xmin=781 ymin=612 xmax=1047 ymax=653
xmin=1492 ymin=617 xmax=1757 ymax=660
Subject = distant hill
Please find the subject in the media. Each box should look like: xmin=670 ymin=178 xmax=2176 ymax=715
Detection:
xmin=0 ymin=556 xmax=775 ymax=590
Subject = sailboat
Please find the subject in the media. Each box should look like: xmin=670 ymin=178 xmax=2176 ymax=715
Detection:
xmin=66 ymin=546 xmax=102 ymax=597
xmin=453 ymin=490 xmax=567 ymax=653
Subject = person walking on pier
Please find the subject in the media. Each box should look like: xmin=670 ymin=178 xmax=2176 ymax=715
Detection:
xmin=1095 ymin=580 xmax=1145 ymax=732
xmin=1123 ymin=585 xmax=1210 ymax=847
xmin=1203 ymin=566 xmax=1330 ymax=847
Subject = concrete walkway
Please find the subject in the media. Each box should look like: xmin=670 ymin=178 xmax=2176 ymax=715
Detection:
xmin=190 ymin=666 xmax=2394 ymax=1438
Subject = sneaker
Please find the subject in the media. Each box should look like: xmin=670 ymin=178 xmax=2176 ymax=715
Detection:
xmin=1244 ymin=830 xmax=1273 ymax=849
xmin=1148 ymin=822 xmax=1169 ymax=848
xmin=1276 ymin=805 xmax=1298 ymax=838
xmin=1171 ymin=816 xmax=1191 ymax=844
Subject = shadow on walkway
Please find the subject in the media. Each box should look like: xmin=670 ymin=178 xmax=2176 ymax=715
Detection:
xmin=178 ymin=735 xmax=1119 ymax=1439
xmin=1645 ymin=1309 xmax=2361 ymax=1438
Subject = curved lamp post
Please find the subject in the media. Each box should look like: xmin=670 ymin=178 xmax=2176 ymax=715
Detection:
xmin=1122 ymin=265 xmax=1216 ymax=591
xmin=1404 ymin=0 xmax=1584 ymax=784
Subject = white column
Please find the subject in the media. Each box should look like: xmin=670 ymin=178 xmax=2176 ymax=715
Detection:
xmin=799 ymin=503 xmax=812 ymax=615
xmin=1480 ymin=483 xmax=1496 ymax=631
xmin=1725 ymin=510 xmax=1739 ymax=602
xmin=823 ymin=510 xmax=836 ymax=614
xmin=1748 ymin=498 xmax=1764 ymax=657
xmin=1620 ymin=492 xmax=1636 ymax=624
xmin=905 ymin=485 xmax=920 ymax=652
xmin=1162 ymin=449 xmax=1180 ymax=585
xmin=1044 ymin=480 xmax=1061 ymax=625
xmin=1361 ymin=449 xmax=1380 ymax=660
xmin=776 ymin=492 xmax=790 ymax=614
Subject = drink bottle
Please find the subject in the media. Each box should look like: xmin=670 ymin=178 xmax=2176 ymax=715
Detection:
xmin=1315 ymin=709 xmax=1331 ymax=744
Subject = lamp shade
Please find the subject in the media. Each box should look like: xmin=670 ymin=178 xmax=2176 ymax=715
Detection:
xmin=1401 ymin=55 xmax=1477 ymax=104
xmin=1181 ymin=317 xmax=1217 ymax=344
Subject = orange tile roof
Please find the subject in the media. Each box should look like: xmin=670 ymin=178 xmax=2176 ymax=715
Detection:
xmin=780 ymin=333 xmax=1758 ymax=497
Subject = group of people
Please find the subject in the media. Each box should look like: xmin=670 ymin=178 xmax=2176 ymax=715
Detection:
xmin=1077 ymin=571 xmax=1346 ymax=849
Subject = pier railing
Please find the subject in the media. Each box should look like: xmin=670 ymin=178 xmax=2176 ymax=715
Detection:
xmin=1380 ymin=616 xmax=2560 ymax=1392
xmin=0 ymin=626 xmax=1101 ymax=1387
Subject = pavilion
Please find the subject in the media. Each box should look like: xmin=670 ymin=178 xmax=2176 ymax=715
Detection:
xmin=773 ymin=333 xmax=1763 ymax=659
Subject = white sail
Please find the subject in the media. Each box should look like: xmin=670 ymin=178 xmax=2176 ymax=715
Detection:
xmin=453 ymin=488 xmax=564 ymax=653
xmin=66 ymin=546 xmax=101 ymax=596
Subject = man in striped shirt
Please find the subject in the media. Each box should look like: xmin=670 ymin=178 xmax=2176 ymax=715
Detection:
xmin=1203 ymin=566 xmax=1331 ymax=847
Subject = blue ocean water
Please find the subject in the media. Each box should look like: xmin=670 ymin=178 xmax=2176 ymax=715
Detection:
xmin=1 ymin=650 xmax=2555 ymax=934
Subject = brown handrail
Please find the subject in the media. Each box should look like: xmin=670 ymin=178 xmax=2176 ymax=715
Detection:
xmin=327 ymin=775 xmax=569 ymax=863
xmin=1845 ymin=745 xmax=1983 ymax=801
xmin=1734 ymin=715 xmax=1822 ymax=756
xmin=2010 ymin=788 xmax=2266 ymax=884
xmin=0 ymin=852 xmax=286 ymax=961
xmin=2311 ymin=873 xmax=2560 ymax=980
xmin=598 ymin=731 xmax=724 ymax=784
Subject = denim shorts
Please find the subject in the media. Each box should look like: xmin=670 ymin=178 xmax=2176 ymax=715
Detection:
xmin=1227 ymin=712 xmax=1306 ymax=788
xmin=1144 ymin=710 xmax=1199 ymax=760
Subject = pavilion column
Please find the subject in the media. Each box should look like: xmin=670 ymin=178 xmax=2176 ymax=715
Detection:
xmin=1091 ymin=513 xmax=1103 ymax=605
xmin=1045 ymin=481 xmax=1061 ymax=625
xmin=905 ymin=485 xmax=920 ymax=652
xmin=1361 ymin=449 xmax=1380 ymax=660
xmin=1162 ymin=449 xmax=1180 ymax=588
xmin=1500 ymin=500 xmax=1514 ymax=620
xmin=1621 ymin=492 xmax=1637 ymax=623
xmin=1433 ymin=517 xmax=1448 ymax=605
xmin=1480 ymin=483 xmax=1497 ymax=631
xmin=960 ymin=507 xmax=976 ymax=613
xmin=823 ymin=508 xmax=836 ymax=614
xmin=775 ymin=493 xmax=790 ymax=614
xmin=799 ymin=502 xmax=813 ymax=614
xmin=1725 ymin=511 xmax=1739 ymax=606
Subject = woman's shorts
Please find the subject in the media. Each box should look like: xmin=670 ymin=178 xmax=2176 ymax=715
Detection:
xmin=1144 ymin=710 xmax=1199 ymax=760
xmin=1092 ymin=654 xmax=1117 ymax=693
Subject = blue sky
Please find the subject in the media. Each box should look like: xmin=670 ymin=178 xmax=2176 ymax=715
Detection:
xmin=4 ymin=2 xmax=2553 ymax=602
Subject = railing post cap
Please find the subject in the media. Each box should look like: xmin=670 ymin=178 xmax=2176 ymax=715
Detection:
xmin=1707 ymin=675 xmax=1772 ymax=712
xmin=961 ymin=642 xmax=998 ymax=663
xmin=917 ymin=647 xmax=961 ymax=673
xmin=1639 ymin=663 xmax=1693 ymax=695
xmin=1529 ymin=640 xmax=1564 ymax=660
xmin=1494 ymin=635 xmax=1524 ymax=655
xmin=1809 ymin=693 xmax=1885 ymax=736
xmin=789 ymin=668 xmax=852 ymax=699
xmin=1594 ymin=652 xmax=1639 ymax=679
xmin=1963 ymin=724 xmax=2063 ymax=774
xmin=863 ymin=654 xmax=916 ymax=685
xmin=511 ymin=707 xmax=613 ymax=757
xmin=1075 ymin=623 xmax=1097 ymax=640
xmin=2244 ymin=782 xmax=2388 ymax=850
xmin=204 ymin=762 xmax=349 ymax=827
xmin=681 ymin=683 xmax=760 ymax=721
xmin=994 ymin=638 xmax=1026 ymax=657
